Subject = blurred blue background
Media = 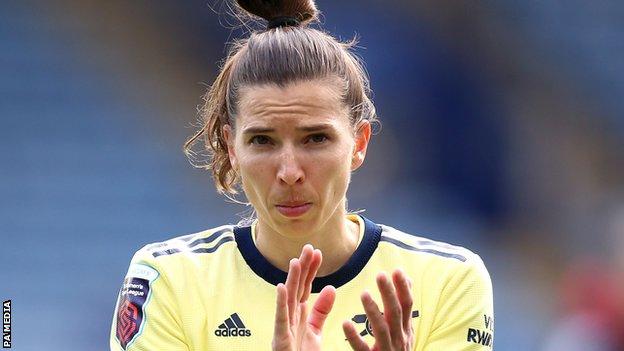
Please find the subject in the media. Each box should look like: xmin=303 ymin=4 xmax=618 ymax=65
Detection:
xmin=2 ymin=1 xmax=624 ymax=350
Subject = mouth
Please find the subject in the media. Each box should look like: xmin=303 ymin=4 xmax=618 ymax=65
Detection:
xmin=275 ymin=202 xmax=312 ymax=218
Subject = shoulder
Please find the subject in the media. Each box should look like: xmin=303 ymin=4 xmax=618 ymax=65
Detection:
xmin=379 ymin=225 xmax=492 ymax=300
xmin=374 ymin=222 xmax=491 ymax=287
xmin=377 ymin=223 xmax=481 ymax=265
xmin=129 ymin=224 xmax=237 ymax=267
xmin=374 ymin=222 xmax=493 ymax=308
xmin=374 ymin=225 xmax=496 ymax=348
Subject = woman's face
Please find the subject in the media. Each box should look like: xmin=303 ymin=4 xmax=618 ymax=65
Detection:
xmin=224 ymin=79 xmax=371 ymax=237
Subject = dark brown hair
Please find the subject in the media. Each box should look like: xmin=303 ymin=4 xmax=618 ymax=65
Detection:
xmin=184 ymin=0 xmax=378 ymax=195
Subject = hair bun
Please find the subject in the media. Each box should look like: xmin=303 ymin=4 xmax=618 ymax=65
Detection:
xmin=236 ymin=0 xmax=318 ymax=26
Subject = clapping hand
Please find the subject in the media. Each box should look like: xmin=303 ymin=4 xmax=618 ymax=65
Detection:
xmin=272 ymin=244 xmax=336 ymax=351
xmin=272 ymin=246 xmax=414 ymax=351
xmin=342 ymin=270 xmax=415 ymax=350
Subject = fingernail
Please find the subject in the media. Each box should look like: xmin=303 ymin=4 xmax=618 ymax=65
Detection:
xmin=378 ymin=272 xmax=388 ymax=283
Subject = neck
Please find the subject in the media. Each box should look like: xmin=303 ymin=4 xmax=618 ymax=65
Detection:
xmin=254 ymin=209 xmax=360 ymax=277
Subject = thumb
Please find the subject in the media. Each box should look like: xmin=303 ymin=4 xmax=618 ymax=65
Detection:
xmin=307 ymin=285 xmax=336 ymax=335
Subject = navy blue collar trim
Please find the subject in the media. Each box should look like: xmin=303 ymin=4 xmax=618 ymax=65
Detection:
xmin=233 ymin=216 xmax=382 ymax=293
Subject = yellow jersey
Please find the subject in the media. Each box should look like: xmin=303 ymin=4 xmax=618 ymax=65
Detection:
xmin=110 ymin=214 xmax=494 ymax=350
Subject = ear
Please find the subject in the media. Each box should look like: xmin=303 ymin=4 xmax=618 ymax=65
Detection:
xmin=351 ymin=120 xmax=371 ymax=171
xmin=223 ymin=124 xmax=239 ymax=172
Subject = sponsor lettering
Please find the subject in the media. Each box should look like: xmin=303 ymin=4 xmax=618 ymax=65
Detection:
xmin=466 ymin=314 xmax=494 ymax=348
xmin=467 ymin=328 xmax=493 ymax=347
xmin=484 ymin=314 xmax=494 ymax=331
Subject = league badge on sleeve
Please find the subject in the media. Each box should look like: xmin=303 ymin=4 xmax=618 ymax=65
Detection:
xmin=115 ymin=263 xmax=159 ymax=349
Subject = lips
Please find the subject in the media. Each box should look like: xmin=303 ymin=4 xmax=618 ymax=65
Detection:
xmin=275 ymin=202 xmax=312 ymax=217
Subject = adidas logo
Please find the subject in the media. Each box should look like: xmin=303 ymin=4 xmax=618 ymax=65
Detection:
xmin=214 ymin=313 xmax=252 ymax=337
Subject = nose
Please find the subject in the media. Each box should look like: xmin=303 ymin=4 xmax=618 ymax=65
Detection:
xmin=276 ymin=145 xmax=305 ymax=186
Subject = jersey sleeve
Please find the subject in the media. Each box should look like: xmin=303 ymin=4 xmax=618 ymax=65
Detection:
xmin=110 ymin=249 xmax=189 ymax=351
xmin=423 ymin=255 xmax=494 ymax=350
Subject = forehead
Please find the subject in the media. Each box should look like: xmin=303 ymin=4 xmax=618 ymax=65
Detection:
xmin=236 ymin=79 xmax=349 ymax=130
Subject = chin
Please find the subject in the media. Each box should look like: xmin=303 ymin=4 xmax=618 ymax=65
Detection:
xmin=273 ymin=215 xmax=317 ymax=236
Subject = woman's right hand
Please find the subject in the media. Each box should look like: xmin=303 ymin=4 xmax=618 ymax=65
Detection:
xmin=272 ymin=245 xmax=336 ymax=351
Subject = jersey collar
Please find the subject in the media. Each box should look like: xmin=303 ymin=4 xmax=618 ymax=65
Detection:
xmin=233 ymin=215 xmax=382 ymax=293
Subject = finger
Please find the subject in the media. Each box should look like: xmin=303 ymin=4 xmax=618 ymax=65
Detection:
xmin=285 ymin=258 xmax=301 ymax=325
xmin=342 ymin=320 xmax=370 ymax=351
xmin=273 ymin=283 xmax=290 ymax=339
xmin=307 ymin=285 xmax=336 ymax=334
xmin=392 ymin=269 xmax=413 ymax=332
xmin=377 ymin=272 xmax=404 ymax=346
xmin=361 ymin=291 xmax=392 ymax=349
xmin=296 ymin=301 xmax=309 ymax=345
xmin=297 ymin=245 xmax=313 ymax=303
xmin=301 ymin=249 xmax=322 ymax=302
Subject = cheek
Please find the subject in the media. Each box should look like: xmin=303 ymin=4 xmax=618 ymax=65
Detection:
xmin=313 ymin=148 xmax=353 ymax=196
xmin=238 ymin=154 xmax=272 ymax=196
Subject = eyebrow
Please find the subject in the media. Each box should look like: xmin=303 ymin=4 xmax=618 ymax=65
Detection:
xmin=241 ymin=123 xmax=335 ymax=134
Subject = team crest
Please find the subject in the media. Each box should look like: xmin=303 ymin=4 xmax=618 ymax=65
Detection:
xmin=115 ymin=264 xmax=159 ymax=349
xmin=350 ymin=310 xmax=419 ymax=337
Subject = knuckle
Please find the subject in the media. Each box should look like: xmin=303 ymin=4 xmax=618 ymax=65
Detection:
xmin=394 ymin=331 xmax=406 ymax=343
xmin=376 ymin=323 xmax=390 ymax=337
xmin=402 ymin=297 xmax=413 ymax=310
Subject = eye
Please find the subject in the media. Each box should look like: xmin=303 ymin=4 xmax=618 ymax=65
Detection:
xmin=307 ymin=133 xmax=329 ymax=144
xmin=249 ymin=135 xmax=271 ymax=145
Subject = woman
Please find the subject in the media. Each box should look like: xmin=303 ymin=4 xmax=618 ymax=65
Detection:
xmin=110 ymin=0 xmax=494 ymax=350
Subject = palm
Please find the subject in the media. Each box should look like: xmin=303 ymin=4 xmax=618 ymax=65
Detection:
xmin=272 ymin=247 xmax=415 ymax=351
xmin=281 ymin=304 xmax=323 ymax=350
xmin=342 ymin=271 xmax=415 ymax=351
xmin=272 ymin=245 xmax=336 ymax=351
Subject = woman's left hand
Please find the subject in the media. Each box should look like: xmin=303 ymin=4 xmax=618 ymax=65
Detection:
xmin=342 ymin=270 xmax=415 ymax=351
